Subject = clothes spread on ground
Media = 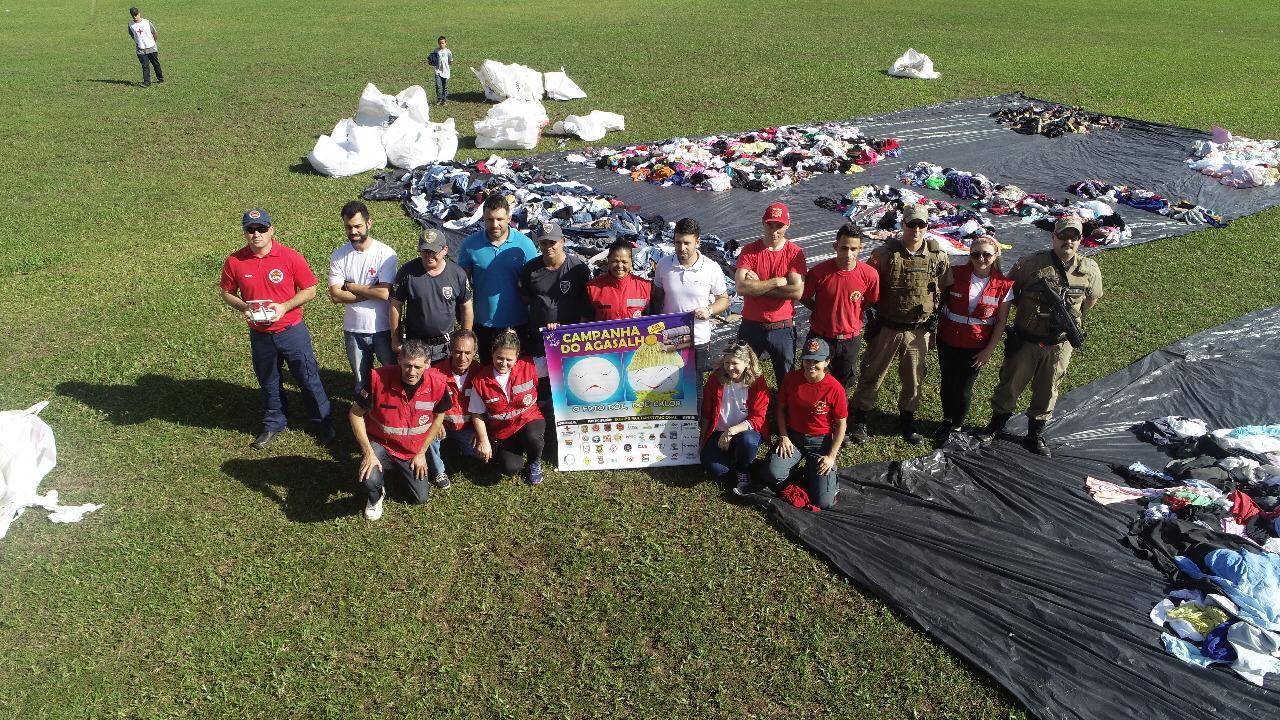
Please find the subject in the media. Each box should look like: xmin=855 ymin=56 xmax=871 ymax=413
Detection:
xmin=811 ymin=183 xmax=1003 ymax=256
xmin=566 ymin=123 xmax=901 ymax=193
xmin=991 ymin=102 xmax=1123 ymax=138
xmin=1069 ymin=180 xmax=1228 ymax=228
xmin=1187 ymin=127 xmax=1280 ymax=189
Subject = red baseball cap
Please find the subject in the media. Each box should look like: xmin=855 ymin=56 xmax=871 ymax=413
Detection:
xmin=762 ymin=202 xmax=790 ymax=225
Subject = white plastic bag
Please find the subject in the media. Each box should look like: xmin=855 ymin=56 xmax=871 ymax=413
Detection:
xmin=470 ymin=60 xmax=544 ymax=102
xmin=543 ymin=67 xmax=587 ymax=100
xmin=383 ymin=116 xmax=460 ymax=169
xmin=548 ymin=111 xmax=625 ymax=142
xmin=1 ymin=401 xmax=102 ymax=539
xmin=887 ymin=48 xmax=940 ymax=80
xmin=307 ymin=118 xmax=388 ymax=177
xmin=474 ymin=99 xmax=549 ymax=150
xmin=354 ymin=83 xmax=430 ymax=126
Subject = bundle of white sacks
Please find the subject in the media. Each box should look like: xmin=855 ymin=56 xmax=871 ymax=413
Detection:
xmin=308 ymin=83 xmax=460 ymax=177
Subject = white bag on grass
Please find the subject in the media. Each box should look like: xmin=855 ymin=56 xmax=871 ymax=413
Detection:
xmin=0 ymin=401 xmax=102 ymax=540
xmin=474 ymin=99 xmax=549 ymax=150
xmin=470 ymin=60 xmax=544 ymax=102
xmin=548 ymin=111 xmax=625 ymax=142
xmin=383 ymin=116 xmax=460 ymax=169
xmin=887 ymin=48 xmax=940 ymax=80
xmin=355 ymin=83 xmax=430 ymax=126
xmin=543 ymin=67 xmax=587 ymax=100
xmin=307 ymin=118 xmax=388 ymax=177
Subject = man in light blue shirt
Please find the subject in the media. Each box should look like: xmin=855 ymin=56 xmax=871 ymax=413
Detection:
xmin=456 ymin=195 xmax=537 ymax=362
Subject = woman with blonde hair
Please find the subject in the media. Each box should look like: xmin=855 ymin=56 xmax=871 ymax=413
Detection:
xmin=699 ymin=341 xmax=770 ymax=494
xmin=467 ymin=329 xmax=547 ymax=484
xmin=935 ymin=236 xmax=1014 ymax=445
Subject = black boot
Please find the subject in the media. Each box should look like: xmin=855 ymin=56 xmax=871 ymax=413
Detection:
xmin=847 ymin=409 xmax=870 ymax=445
xmin=900 ymin=412 xmax=924 ymax=445
xmin=1025 ymin=418 xmax=1051 ymax=457
xmin=975 ymin=413 xmax=1011 ymax=445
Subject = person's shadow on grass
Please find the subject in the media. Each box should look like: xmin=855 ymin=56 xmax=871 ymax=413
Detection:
xmin=83 ymin=78 xmax=140 ymax=86
xmin=221 ymin=454 xmax=362 ymax=523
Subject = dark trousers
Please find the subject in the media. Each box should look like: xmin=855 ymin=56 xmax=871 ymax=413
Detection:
xmin=137 ymin=51 xmax=163 ymax=85
xmin=362 ymin=441 xmax=430 ymax=505
xmin=809 ymin=333 xmax=862 ymax=409
xmin=476 ymin=323 xmax=529 ymax=364
xmin=694 ymin=345 xmax=713 ymax=405
xmin=249 ymin=322 xmax=332 ymax=433
xmin=737 ymin=320 xmax=796 ymax=387
xmin=495 ymin=419 xmax=546 ymax=475
xmin=766 ymin=430 xmax=837 ymax=508
xmin=700 ymin=429 xmax=762 ymax=478
xmin=937 ymin=340 xmax=982 ymax=427
xmin=434 ymin=73 xmax=449 ymax=102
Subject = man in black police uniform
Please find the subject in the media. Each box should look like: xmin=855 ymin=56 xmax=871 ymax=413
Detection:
xmin=518 ymin=222 xmax=592 ymax=358
xmin=390 ymin=227 xmax=473 ymax=362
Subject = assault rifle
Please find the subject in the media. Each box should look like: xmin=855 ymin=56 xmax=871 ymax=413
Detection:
xmin=1028 ymin=277 xmax=1086 ymax=348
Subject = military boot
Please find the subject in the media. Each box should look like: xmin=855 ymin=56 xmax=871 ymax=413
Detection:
xmin=847 ymin=409 xmax=870 ymax=445
xmin=1025 ymin=418 xmax=1052 ymax=457
xmin=900 ymin=412 xmax=924 ymax=446
xmin=975 ymin=413 xmax=1012 ymax=445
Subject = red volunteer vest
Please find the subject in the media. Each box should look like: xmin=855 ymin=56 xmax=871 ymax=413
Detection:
xmin=365 ymin=365 xmax=448 ymax=460
xmin=471 ymin=357 xmax=543 ymax=440
xmin=939 ymin=265 xmax=1014 ymax=350
xmin=433 ymin=358 xmax=482 ymax=432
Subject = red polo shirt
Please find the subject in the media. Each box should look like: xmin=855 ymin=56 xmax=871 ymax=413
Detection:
xmin=781 ymin=370 xmax=847 ymax=436
xmin=219 ymin=242 xmax=317 ymax=333
xmin=801 ymin=259 xmax=880 ymax=338
xmin=735 ymin=239 xmax=807 ymax=323
xmin=587 ymin=273 xmax=652 ymax=320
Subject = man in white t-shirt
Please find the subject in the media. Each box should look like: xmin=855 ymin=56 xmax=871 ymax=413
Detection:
xmin=428 ymin=36 xmax=453 ymax=104
xmin=126 ymin=7 xmax=164 ymax=87
xmin=328 ymin=201 xmax=398 ymax=396
xmin=651 ymin=217 xmax=730 ymax=401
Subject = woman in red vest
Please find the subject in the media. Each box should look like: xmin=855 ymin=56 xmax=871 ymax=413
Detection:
xmin=699 ymin=341 xmax=770 ymax=495
xmin=935 ymin=236 xmax=1014 ymax=444
xmin=468 ymin=329 xmax=547 ymax=484
xmin=587 ymin=241 xmax=652 ymax=320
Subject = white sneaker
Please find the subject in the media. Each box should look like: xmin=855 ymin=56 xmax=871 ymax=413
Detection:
xmin=364 ymin=491 xmax=385 ymax=521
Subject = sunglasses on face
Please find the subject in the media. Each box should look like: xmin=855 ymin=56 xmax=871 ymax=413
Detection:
xmin=244 ymin=225 xmax=269 ymax=234
xmin=906 ymin=221 xmax=928 ymax=229
xmin=970 ymin=251 xmax=994 ymax=259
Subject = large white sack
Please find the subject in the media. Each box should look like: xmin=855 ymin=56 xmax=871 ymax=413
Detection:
xmin=470 ymin=60 xmax=544 ymax=101
xmin=887 ymin=48 xmax=940 ymax=79
xmin=307 ymin=118 xmax=388 ymax=177
xmin=544 ymin=67 xmax=587 ymax=100
xmin=0 ymin=401 xmax=102 ymax=540
xmin=474 ymin=99 xmax=549 ymax=150
xmin=383 ymin=116 xmax=460 ymax=169
xmin=355 ymin=83 xmax=430 ymax=126
xmin=547 ymin=110 xmax=625 ymax=142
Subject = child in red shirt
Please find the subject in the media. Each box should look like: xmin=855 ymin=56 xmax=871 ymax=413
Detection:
xmin=765 ymin=337 xmax=847 ymax=508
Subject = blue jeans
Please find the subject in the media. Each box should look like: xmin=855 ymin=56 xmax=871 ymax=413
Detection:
xmin=766 ymin=430 xmax=838 ymax=508
xmin=434 ymin=73 xmax=449 ymax=102
xmin=137 ymin=51 xmax=163 ymax=85
xmin=426 ymin=425 xmax=480 ymax=475
xmin=362 ymin=441 xmax=430 ymax=505
xmin=694 ymin=345 xmax=713 ymax=406
xmin=737 ymin=320 xmax=797 ymax=387
xmin=344 ymin=330 xmax=396 ymax=397
xmin=700 ymin=429 xmax=762 ymax=478
xmin=250 ymin=322 xmax=331 ymax=433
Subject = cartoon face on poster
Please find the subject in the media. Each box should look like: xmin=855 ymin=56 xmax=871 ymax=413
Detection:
xmin=543 ymin=313 xmax=700 ymax=470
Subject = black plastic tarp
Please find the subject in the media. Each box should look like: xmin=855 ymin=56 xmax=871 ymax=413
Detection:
xmin=751 ymin=306 xmax=1280 ymax=720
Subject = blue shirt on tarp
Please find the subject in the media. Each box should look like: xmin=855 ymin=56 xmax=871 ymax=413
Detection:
xmin=457 ymin=228 xmax=537 ymax=328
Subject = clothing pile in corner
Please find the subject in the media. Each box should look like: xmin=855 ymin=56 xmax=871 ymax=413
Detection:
xmin=990 ymin=102 xmax=1123 ymax=138
xmin=1086 ymin=416 xmax=1280 ymax=686
xmin=812 ymin=183 xmax=1003 ymax=256
xmin=566 ymin=123 xmax=901 ymax=192
xmin=1187 ymin=126 xmax=1280 ymax=189
xmin=1070 ymin=180 xmax=1228 ymax=228
xmin=359 ymin=158 xmax=740 ymax=286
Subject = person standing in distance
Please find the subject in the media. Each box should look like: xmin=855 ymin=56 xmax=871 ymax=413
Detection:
xmin=390 ymin=227 xmax=473 ymax=363
xmin=219 ymin=209 xmax=333 ymax=449
xmin=977 ymin=217 xmax=1103 ymax=456
xmin=327 ymin=200 xmax=398 ymax=397
xmin=427 ymin=36 xmax=453 ymax=105
xmin=651 ymin=218 xmax=730 ymax=402
xmin=848 ymin=204 xmax=952 ymax=446
xmin=456 ymin=195 xmax=538 ymax=363
xmin=126 ymin=7 xmax=164 ymax=87
xmin=800 ymin=224 xmax=879 ymax=434
xmin=734 ymin=202 xmax=807 ymax=386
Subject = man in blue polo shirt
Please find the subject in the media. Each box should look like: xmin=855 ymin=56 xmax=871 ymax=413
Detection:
xmin=456 ymin=194 xmax=537 ymax=362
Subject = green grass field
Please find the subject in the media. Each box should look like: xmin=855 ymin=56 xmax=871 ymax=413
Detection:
xmin=2 ymin=1 xmax=1279 ymax=717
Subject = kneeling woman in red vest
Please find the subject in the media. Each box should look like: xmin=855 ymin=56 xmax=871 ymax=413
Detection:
xmin=699 ymin=341 xmax=770 ymax=496
xmin=467 ymin=329 xmax=546 ymax=485
xmin=936 ymin=236 xmax=1014 ymax=443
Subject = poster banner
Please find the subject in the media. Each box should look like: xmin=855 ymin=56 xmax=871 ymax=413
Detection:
xmin=542 ymin=312 xmax=700 ymax=471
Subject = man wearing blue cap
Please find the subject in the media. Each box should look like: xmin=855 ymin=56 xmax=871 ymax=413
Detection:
xmin=220 ymin=209 xmax=334 ymax=449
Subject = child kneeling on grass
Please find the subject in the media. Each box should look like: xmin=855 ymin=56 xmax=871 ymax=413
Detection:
xmin=765 ymin=337 xmax=847 ymax=508
xmin=699 ymin=341 xmax=770 ymax=495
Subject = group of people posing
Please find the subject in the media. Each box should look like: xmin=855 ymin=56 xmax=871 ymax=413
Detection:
xmin=218 ymin=196 xmax=1102 ymax=520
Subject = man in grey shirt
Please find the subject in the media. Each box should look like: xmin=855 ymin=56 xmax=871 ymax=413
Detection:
xmin=391 ymin=228 xmax=473 ymax=362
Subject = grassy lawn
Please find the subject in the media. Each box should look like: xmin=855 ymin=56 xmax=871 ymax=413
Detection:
xmin=2 ymin=0 xmax=1279 ymax=717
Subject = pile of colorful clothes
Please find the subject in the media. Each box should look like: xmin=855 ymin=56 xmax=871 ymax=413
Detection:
xmin=1088 ymin=417 xmax=1280 ymax=686
xmin=1070 ymin=180 xmax=1228 ymax=228
xmin=1187 ymin=126 xmax=1280 ymax=189
xmin=566 ymin=123 xmax=902 ymax=192
xmin=812 ymin=183 xmax=1002 ymax=256
xmin=991 ymin=102 xmax=1123 ymax=138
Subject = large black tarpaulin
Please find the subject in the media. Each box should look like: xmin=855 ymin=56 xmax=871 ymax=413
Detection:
xmin=750 ymin=306 xmax=1280 ymax=720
